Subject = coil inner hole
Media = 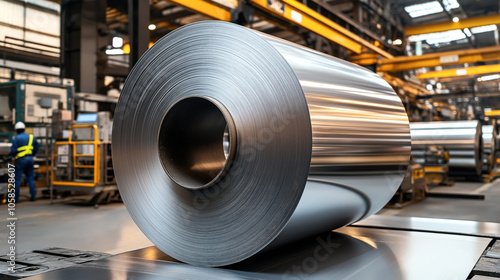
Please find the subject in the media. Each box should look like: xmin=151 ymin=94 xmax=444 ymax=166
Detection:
xmin=158 ymin=97 xmax=235 ymax=190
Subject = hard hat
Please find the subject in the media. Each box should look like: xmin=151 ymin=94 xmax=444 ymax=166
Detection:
xmin=14 ymin=122 xmax=25 ymax=130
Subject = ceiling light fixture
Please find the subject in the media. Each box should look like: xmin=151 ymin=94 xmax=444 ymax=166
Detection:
xmin=106 ymin=49 xmax=125 ymax=55
xmin=112 ymin=36 xmax=123 ymax=48
xmin=471 ymin=25 xmax=497 ymax=34
xmin=393 ymin=39 xmax=402 ymax=45
xmin=478 ymin=74 xmax=500 ymax=81
xmin=409 ymin=29 xmax=466 ymax=44
xmin=404 ymin=1 xmax=443 ymax=18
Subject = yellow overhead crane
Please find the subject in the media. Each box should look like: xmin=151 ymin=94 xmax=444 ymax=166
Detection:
xmin=163 ymin=1 xmax=500 ymax=90
xmin=379 ymin=72 xmax=430 ymax=100
xmin=377 ymin=15 xmax=500 ymax=73
xmin=378 ymin=46 xmax=500 ymax=72
xmin=153 ymin=1 xmax=500 ymax=79
xmin=417 ymin=64 xmax=500 ymax=80
xmin=166 ymin=0 xmax=232 ymax=21
xmin=351 ymin=53 xmax=380 ymax=66
xmin=486 ymin=110 xmax=500 ymax=117
xmin=163 ymin=0 xmax=445 ymax=102
xmin=164 ymin=0 xmax=392 ymax=58
xmin=405 ymin=14 xmax=500 ymax=36
xmin=248 ymin=0 xmax=392 ymax=58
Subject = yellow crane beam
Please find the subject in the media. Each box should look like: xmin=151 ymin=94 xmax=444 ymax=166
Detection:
xmin=485 ymin=110 xmax=500 ymax=117
xmin=378 ymin=45 xmax=500 ymax=72
xmin=379 ymin=72 xmax=430 ymax=99
xmin=417 ymin=64 xmax=500 ymax=79
xmin=166 ymin=0 xmax=232 ymax=21
xmin=163 ymin=0 xmax=392 ymax=58
xmin=405 ymin=14 xmax=500 ymax=36
xmin=249 ymin=0 xmax=393 ymax=58
xmin=350 ymin=53 xmax=379 ymax=65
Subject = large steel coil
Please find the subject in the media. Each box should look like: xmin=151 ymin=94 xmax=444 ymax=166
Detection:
xmin=112 ymin=21 xmax=411 ymax=267
xmin=482 ymin=125 xmax=497 ymax=172
xmin=410 ymin=121 xmax=483 ymax=175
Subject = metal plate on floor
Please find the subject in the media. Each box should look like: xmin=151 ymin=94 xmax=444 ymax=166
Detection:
xmin=21 ymin=227 xmax=491 ymax=280
xmin=353 ymin=215 xmax=500 ymax=238
xmin=0 ymin=248 xmax=110 ymax=279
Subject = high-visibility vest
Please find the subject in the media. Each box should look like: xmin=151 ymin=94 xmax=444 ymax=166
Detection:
xmin=16 ymin=134 xmax=34 ymax=159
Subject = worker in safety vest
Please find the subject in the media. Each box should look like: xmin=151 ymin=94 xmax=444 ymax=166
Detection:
xmin=8 ymin=122 xmax=39 ymax=202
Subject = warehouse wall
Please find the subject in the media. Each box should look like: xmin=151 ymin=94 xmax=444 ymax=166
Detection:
xmin=0 ymin=0 xmax=59 ymax=54
xmin=0 ymin=0 xmax=60 ymax=82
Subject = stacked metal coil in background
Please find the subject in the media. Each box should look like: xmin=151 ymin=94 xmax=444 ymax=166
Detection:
xmin=482 ymin=125 xmax=498 ymax=172
xmin=410 ymin=121 xmax=483 ymax=176
xmin=112 ymin=21 xmax=411 ymax=266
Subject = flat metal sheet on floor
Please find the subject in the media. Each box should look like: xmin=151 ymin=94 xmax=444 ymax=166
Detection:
xmin=22 ymin=227 xmax=491 ymax=280
xmin=353 ymin=215 xmax=500 ymax=238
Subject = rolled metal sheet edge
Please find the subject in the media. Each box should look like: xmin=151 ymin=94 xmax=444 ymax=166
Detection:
xmin=112 ymin=21 xmax=411 ymax=267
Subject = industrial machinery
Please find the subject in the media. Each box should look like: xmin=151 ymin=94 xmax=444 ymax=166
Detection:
xmin=0 ymin=80 xmax=74 ymax=195
xmin=0 ymin=80 xmax=73 ymax=141
xmin=387 ymin=163 xmax=426 ymax=208
xmin=52 ymin=112 xmax=116 ymax=205
xmin=421 ymin=145 xmax=453 ymax=187
xmin=51 ymin=109 xmax=73 ymax=141
xmin=389 ymin=146 xmax=457 ymax=209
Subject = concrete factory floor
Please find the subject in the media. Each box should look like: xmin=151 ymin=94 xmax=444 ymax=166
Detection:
xmin=378 ymin=179 xmax=500 ymax=222
xmin=1 ymin=179 xmax=500 ymax=256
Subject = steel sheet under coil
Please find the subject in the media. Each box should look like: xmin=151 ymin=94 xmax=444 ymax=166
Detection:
xmin=410 ymin=121 xmax=483 ymax=175
xmin=482 ymin=125 xmax=497 ymax=172
xmin=112 ymin=21 xmax=411 ymax=267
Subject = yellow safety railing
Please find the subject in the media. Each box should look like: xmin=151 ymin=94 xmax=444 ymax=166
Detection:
xmin=52 ymin=125 xmax=100 ymax=188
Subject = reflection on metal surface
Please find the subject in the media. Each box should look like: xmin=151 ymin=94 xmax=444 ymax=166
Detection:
xmin=157 ymin=97 xmax=237 ymax=190
xmin=22 ymin=227 xmax=490 ymax=280
xmin=353 ymin=215 xmax=500 ymax=238
xmin=232 ymin=230 xmax=403 ymax=280
xmin=411 ymin=121 xmax=483 ymax=175
xmin=112 ymin=21 xmax=411 ymax=266
xmin=336 ymin=227 xmax=490 ymax=280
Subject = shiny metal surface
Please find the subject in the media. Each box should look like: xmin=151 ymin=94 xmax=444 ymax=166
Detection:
xmin=157 ymin=97 xmax=237 ymax=189
xmin=411 ymin=120 xmax=483 ymax=175
xmin=22 ymin=226 xmax=491 ymax=280
xmin=482 ymin=125 xmax=497 ymax=172
xmin=0 ymin=143 xmax=11 ymax=155
xmin=112 ymin=21 xmax=411 ymax=266
xmin=354 ymin=214 xmax=500 ymax=238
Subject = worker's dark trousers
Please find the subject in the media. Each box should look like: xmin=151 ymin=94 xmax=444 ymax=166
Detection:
xmin=14 ymin=156 xmax=35 ymax=202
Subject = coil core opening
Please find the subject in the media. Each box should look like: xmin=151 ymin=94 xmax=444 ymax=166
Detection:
xmin=158 ymin=97 xmax=236 ymax=190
